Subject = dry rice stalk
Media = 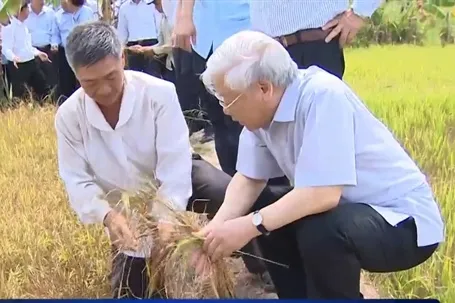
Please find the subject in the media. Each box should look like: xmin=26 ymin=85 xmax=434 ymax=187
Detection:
xmin=119 ymin=181 xmax=236 ymax=299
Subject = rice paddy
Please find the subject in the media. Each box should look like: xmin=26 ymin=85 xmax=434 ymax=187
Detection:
xmin=0 ymin=45 xmax=453 ymax=299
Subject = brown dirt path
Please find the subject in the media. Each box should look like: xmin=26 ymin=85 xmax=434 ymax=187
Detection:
xmin=191 ymin=133 xmax=380 ymax=299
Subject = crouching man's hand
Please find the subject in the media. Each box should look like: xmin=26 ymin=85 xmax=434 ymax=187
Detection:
xmin=104 ymin=210 xmax=138 ymax=251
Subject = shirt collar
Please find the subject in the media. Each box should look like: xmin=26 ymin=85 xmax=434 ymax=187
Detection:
xmin=85 ymin=72 xmax=136 ymax=132
xmin=272 ymin=72 xmax=303 ymax=122
xmin=10 ymin=16 xmax=23 ymax=26
xmin=73 ymin=6 xmax=83 ymax=19
xmin=29 ymin=5 xmax=45 ymax=16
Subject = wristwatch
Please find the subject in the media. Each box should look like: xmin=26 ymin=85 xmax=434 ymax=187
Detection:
xmin=252 ymin=210 xmax=270 ymax=236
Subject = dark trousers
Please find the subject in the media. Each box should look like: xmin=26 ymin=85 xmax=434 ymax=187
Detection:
xmin=126 ymin=39 xmax=162 ymax=78
xmin=7 ymin=59 xmax=49 ymax=102
xmin=251 ymin=186 xmax=438 ymax=299
xmin=111 ymin=155 xmax=232 ymax=298
xmin=57 ymin=46 xmax=79 ymax=104
xmin=172 ymin=48 xmax=206 ymax=135
xmin=36 ymin=45 xmax=58 ymax=90
xmin=286 ymin=37 xmax=345 ymax=79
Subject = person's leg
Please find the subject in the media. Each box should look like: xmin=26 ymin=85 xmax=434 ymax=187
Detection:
xmin=111 ymin=247 xmax=163 ymax=299
xmin=292 ymin=203 xmax=438 ymax=299
xmin=36 ymin=45 xmax=58 ymax=89
xmin=144 ymin=55 xmax=163 ymax=78
xmin=162 ymin=65 xmax=176 ymax=84
xmin=8 ymin=61 xmax=32 ymax=99
xmin=57 ymin=47 xmax=77 ymax=104
xmin=286 ymin=37 xmax=345 ymax=79
xmin=28 ymin=60 xmax=50 ymax=103
xmin=187 ymin=153 xmax=231 ymax=216
xmin=250 ymin=185 xmax=307 ymax=298
xmin=126 ymin=49 xmax=143 ymax=72
xmin=173 ymin=48 xmax=205 ymax=135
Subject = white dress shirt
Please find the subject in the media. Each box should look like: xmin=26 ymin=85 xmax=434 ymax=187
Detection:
xmin=55 ymin=70 xmax=193 ymax=257
xmin=1 ymin=17 xmax=40 ymax=62
xmin=116 ymin=0 xmax=159 ymax=44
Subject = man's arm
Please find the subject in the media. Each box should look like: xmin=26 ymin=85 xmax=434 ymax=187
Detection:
xmin=257 ymin=82 xmax=357 ymax=232
xmin=1 ymin=25 xmax=15 ymax=61
xmin=55 ymin=108 xmax=112 ymax=225
xmin=177 ymin=0 xmax=195 ymax=18
xmin=116 ymin=5 xmax=129 ymax=45
xmin=152 ymin=83 xmax=193 ymax=219
xmin=351 ymin=0 xmax=384 ymax=18
xmin=172 ymin=0 xmax=196 ymax=51
xmin=210 ymin=128 xmax=285 ymax=223
xmin=51 ymin=15 xmax=61 ymax=48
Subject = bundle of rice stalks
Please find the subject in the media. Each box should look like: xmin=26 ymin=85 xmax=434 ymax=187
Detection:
xmin=119 ymin=182 xmax=236 ymax=299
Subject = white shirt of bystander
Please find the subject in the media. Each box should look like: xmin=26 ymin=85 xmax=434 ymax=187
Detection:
xmin=1 ymin=17 xmax=40 ymax=63
xmin=55 ymin=70 xmax=193 ymax=258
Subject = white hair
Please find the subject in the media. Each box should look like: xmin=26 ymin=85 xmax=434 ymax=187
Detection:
xmin=201 ymin=30 xmax=298 ymax=96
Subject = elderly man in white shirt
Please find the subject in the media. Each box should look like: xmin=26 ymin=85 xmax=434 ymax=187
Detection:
xmin=56 ymin=21 xmax=232 ymax=298
xmin=1 ymin=1 xmax=51 ymax=101
xmin=192 ymin=31 xmax=444 ymax=299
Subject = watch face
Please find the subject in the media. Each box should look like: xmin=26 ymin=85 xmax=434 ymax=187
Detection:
xmin=252 ymin=212 xmax=262 ymax=226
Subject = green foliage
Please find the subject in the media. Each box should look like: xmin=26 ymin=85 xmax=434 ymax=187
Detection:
xmin=352 ymin=0 xmax=454 ymax=47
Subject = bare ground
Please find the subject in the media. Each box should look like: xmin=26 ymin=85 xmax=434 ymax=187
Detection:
xmin=191 ymin=133 xmax=380 ymax=299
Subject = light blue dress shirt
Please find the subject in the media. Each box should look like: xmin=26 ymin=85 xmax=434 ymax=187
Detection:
xmin=24 ymin=6 xmax=56 ymax=47
xmin=249 ymin=0 xmax=383 ymax=37
xmin=52 ymin=6 xmax=95 ymax=48
xmin=236 ymin=66 xmax=444 ymax=248
xmin=192 ymin=0 xmax=250 ymax=59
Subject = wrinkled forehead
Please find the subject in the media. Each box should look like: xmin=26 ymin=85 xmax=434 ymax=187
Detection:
xmin=76 ymin=56 xmax=122 ymax=81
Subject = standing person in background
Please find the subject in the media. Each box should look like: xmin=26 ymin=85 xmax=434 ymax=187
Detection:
xmin=1 ymin=1 xmax=51 ymax=102
xmin=170 ymin=0 xmax=206 ymax=137
xmin=25 ymin=0 xmax=58 ymax=94
xmin=249 ymin=1 xmax=384 ymax=79
xmin=116 ymin=0 xmax=162 ymax=78
xmin=85 ymin=0 xmax=100 ymax=18
xmin=135 ymin=0 xmax=175 ymax=83
xmin=52 ymin=0 xmax=94 ymax=104
xmin=0 ymin=0 xmax=11 ymax=99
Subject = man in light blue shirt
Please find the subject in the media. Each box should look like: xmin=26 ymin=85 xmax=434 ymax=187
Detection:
xmin=53 ymin=0 xmax=94 ymax=103
xmin=25 ymin=0 xmax=58 ymax=89
xmin=194 ymin=30 xmax=444 ymax=299
xmin=173 ymin=0 xmax=251 ymax=173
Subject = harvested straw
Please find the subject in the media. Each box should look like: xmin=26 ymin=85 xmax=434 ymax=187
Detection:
xmin=119 ymin=181 xmax=236 ymax=299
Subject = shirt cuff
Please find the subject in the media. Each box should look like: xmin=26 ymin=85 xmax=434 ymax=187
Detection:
xmin=32 ymin=47 xmax=40 ymax=56
xmin=92 ymin=197 xmax=113 ymax=224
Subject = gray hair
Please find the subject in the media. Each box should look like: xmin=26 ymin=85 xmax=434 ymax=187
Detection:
xmin=65 ymin=21 xmax=122 ymax=72
xmin=201 ymin=30 xmax=298 ymax=96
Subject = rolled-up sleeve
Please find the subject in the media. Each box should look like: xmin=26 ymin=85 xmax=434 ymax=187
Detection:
xmin=55 ymin=109 xmax=112 ymax=225
xmin=294 ymin=86 xmax=357 ymax=188
xmin=236 ymin=128 xmax=284 ymax=180
xmin=154 ymin=84 xmax=192 ymax=213
xmin=1 ymin=25 xmax=15 ymax=61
